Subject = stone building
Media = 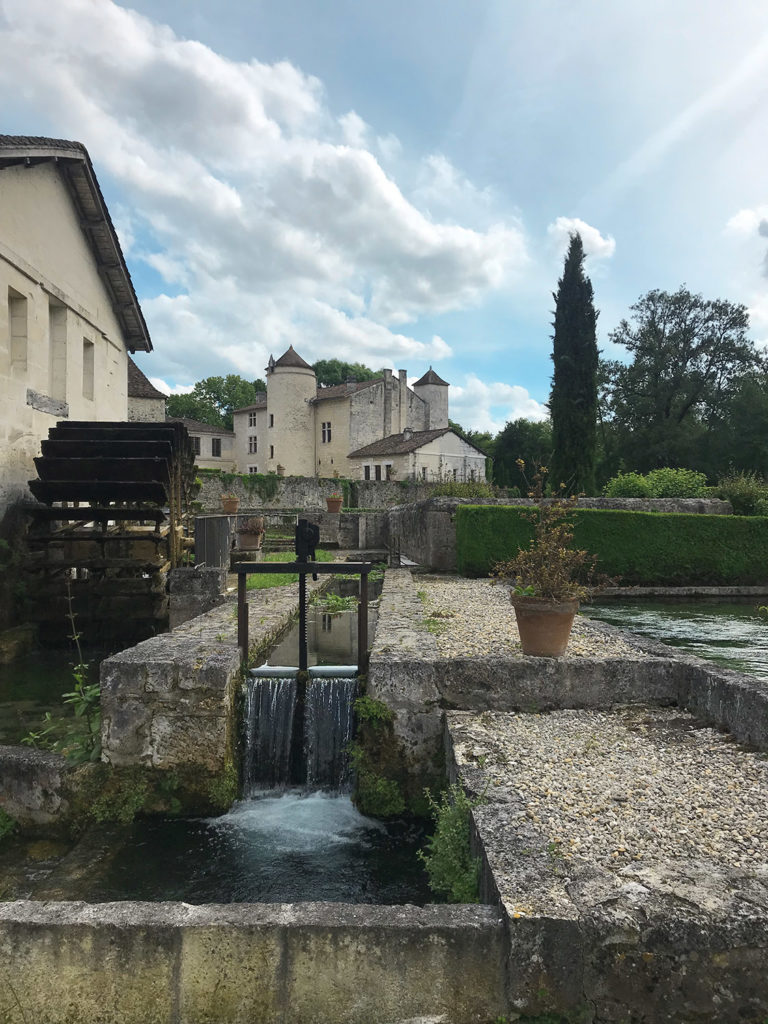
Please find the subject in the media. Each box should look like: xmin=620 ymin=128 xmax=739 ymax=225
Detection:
xmin=232 ymin=346 xmax=486 ymax=481
xmin=167 ymin=417 xmax=236 ymax=471
xmin=127 ymin=357 xmax=166 ymax=422
xmin=0 ymin=135 xmax=151 ymax=512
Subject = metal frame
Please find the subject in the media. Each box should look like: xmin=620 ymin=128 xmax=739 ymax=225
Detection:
xmin=234 ymin=561 xmax=372 ymax=672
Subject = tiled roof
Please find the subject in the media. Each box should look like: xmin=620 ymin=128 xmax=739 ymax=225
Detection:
xmin=167 ymin=417 xmax=234 ymax=436
xmin=313 ymin=378 xmax=381 ymax=402
xmin=274 ymin=345 xmax=313 ymax=370
xmin=0 ymin=135 xmax=151 ymax=352
xmin=127 ymin=358 xmax=166 ymax=400
xmin=413 ymin=366 xmax=449 ymax=387
xmin=348 ymin=428 xmax=452 ymax=458
xmin=233 ymin=394 xmax=267 ymax=413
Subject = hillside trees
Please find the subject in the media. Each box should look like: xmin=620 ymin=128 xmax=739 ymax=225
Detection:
xmin=549 ymin=234 xmax=599 ymax=494
xmin=313 ymin=359 xmax=381 ymax=387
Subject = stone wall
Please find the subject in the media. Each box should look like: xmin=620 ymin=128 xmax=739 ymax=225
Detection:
xmin=0 ymin=901 xmax=506 ymax=1024
xmin=198 ymin=472 xmax=442 ymax=511
xmin=167 ymin=566 xmax=226 ymax=628
xmin=389 ymin=495 xmax=734 ymax=571
xmin=0 ymin=746 xmax=70 ymax=828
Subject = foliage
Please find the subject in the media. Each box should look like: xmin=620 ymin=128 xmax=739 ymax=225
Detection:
xmin=0 ymin=808 xmax=17 ymax=843
xmin=549 ymin=233 xmax=599 ymax=494
xmin=21 ymin=581 xmax=101 ymax=764
xmin=206 ymin=762 xmax=238 ymax=811
xmin=237 ymin=516 xmax=265 ymax=534
xmin=492 ymin=463 xmax=597 ymax=602
xmin=89 ymin=768 xmax=151 ymax=825
xmin=492 ymin=418 xmax=553 ymax=490
xmin=431 ymin=480 xmax=494 ymax=499
xmin=603 ymin=467 xmax=709 ymax=499
xmin=715 ymin=472 xmax=768 ymax=516
xmin=348 ymin=744 xmax=406 ymax=817
xmin=457 ymin=504 xmax=768 ymax=585
xmin=312 ymin=359 xmax=381 ymax=387
xmin=602 ymin=471 xmax=651 ymax=498
xmin=601 ymin=287 xmax=757 ymax=472
xmin=168 ymin=374 xmax=266 ymax=431
xmin=312 ymin=592 xmax=357 ymax=614
xmin=245 ymin=549 xmax=333 ymax=590
xmin=418 ymin=783 xmax=481 ymax=903
xmin=354 ymin=695 xmax=394 ymax=726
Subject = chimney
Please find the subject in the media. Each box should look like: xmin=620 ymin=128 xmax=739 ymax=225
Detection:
xmin=345 ymin=379 xmax=356 ymax=394
xmin=403 ymin=426 xmax=413 ymax=441
xmin=398 ymin=369 xmax=407 ymax=432
xmin=383 ymin=369 xmax=392 ymax=435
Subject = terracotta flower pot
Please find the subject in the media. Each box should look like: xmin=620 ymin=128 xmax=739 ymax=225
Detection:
xmin=237 ymin=531 xmax=263 ymax=550
xmin=326 ymin=496 xmax=343 ymax=513
xmin=221 ymin=496 xmax=239 ymax=514
xmin=510 ymin=595 xmax=578 ymax=657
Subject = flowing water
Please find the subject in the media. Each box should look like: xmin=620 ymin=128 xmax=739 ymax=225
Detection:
xmin=585 ymin=600 xmax=768 ymax=680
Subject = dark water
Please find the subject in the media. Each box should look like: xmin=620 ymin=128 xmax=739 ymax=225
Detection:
xmin=87 ymin=792 xmax=430 ymax=905
xmin=586 ymin=600 xmax=768 ymax=679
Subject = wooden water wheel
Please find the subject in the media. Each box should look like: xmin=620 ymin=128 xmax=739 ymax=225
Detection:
xmin=24 ymin=420 xmax=197 ymax=644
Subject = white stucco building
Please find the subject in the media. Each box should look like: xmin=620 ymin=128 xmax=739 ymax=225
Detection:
xmin=0 ymin=135 xmax=151 ymax=512
xmin=232 ymin=346 xmax=487 ymax=481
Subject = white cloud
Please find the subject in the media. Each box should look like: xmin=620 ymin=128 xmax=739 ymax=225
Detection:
xmin=547 ymin=217 xmax=616 ymax=262
xmin=726 ymin=205 xmax=768 ymax=235
xmin=0 ymin=0 xmax=528 ymax=383
xmin=148 ymin=377 xmax=193 ymax=396
xmin=450 ymin=374 xmax=548 ymax=434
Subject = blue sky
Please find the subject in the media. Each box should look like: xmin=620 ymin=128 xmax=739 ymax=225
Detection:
xmin=2 ymin=0 xmax=768 ymax=432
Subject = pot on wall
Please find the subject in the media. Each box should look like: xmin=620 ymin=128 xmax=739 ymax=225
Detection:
xmin=510 ymin=595 xmax=578 ymax=657
xmin=326 ymin=496 xmax=343 ymax=513
xmin=221 ymin=495 xmax=239 ymax=515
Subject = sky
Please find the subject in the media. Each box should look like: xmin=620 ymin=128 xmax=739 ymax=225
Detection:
xmin=1 ymin=0 xmax=768 ymax=434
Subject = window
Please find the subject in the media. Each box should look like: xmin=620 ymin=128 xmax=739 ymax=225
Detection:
xmin=385 ymin=464 xmax=393 ymax=481
xmin=270 ymin=444 xmax=274 ymax=459
xmin=49 ymin=303 xmax=67 ymax=400
xmin=191 ymin=436 xmax=201 ymax=455
xmin=322 ymin=613 xmax=333 ymax=632
xmin=452 ymin=468 xmax=458 ymax=481
xmin=374 ymin=465 xmax=382 ymax=481
xmin=269 ymin=414 xmax=274 ymax=428
xmin=249 ymin=466 xmax=258 ymax=474
xmin=470 ymin=469 xmax=476 ymax=481
xmin=364 ymin=465 xmax=371 ymax=481
xmin=82 ymin=339 xmax=94 ymax=401
xmin=248 ymin=411 xmax=257 ymax=427
xmin=321 ymin=421 xmax=332 ymax=443
xmin=211 ymin=437 xmax=222 ymax=458
xmin=248 ymin=435 xmax=258 ymax=454
xmin=421 ymin=466 xmax=427 ymax=480
xmin=9 ymin=288 xmax=28 ymax=369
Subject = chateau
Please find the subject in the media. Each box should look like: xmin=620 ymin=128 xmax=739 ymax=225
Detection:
xmin=232 ymin=346 xmax=487 ymax=482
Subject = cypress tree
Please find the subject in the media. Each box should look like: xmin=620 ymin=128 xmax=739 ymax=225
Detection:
xmin=549 ymin=233 xmax=599 ymax=494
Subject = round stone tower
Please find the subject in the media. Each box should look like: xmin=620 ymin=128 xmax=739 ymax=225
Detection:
xmin=265 ymin=345 xmax=316 ymax=476
xmin=412 ymin=367 xmax=449 ymax=429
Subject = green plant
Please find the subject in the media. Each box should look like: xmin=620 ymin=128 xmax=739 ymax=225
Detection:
xmin=206 ymin=762 xmax=238 ymax=811
xmin=312 ymin=592 xmax=357 ymax=614
xmin=603 ymin=470 xmax=651 ymax=498
xmin=237 ymin=516 xmax=265 ymax=534
xmin=245 ymin=549 xmax=333 ymax=590
xmin=603 ymin=467 xmax=709 ymax=499
xmin=0 ymin=809 xmax=17 ymax=843
xmin=716 ymin=471 xmax=768 ymax=515
xmin=354 ymin=695 xmax=394 ymax=726
xmin=418 ymin=783 xmax=482 ymax=903
xmin=431 ymin=480 xmax=494 ymax=499
xmin=458 ymin=503 xmax=768 ymax=585
xmin=348 ymin=744 xmax=406 ymax=817
xmin=492 ymin=462 xmax=598 ymax=602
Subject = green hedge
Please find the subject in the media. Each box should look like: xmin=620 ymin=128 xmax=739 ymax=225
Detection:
xmin=455 ymin=505 xmax=768 ymax=585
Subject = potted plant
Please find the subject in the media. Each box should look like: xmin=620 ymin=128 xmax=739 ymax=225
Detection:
xmin=493 ymin=461 xmax=597 ymax=657
xmin=221 ymin=492 xmax=239 ymax=514
xmin=236 ymin=515 xmax=265 ymax=550
xmin=326 ymin=492 xmax=343 ymax=513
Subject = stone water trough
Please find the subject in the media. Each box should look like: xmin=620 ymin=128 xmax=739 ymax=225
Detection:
xmin=2 ymin=566 xmax=768 ymax=1022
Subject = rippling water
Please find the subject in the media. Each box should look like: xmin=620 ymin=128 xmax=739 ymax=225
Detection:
xmin=88 ymin=791 xmax=430 ymax=904
xmin=585 ymin=601 xmax=768 ymax=679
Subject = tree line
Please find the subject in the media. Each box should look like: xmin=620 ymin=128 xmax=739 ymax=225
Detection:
xmin=168 ymin=254 xmax=767 ymax=494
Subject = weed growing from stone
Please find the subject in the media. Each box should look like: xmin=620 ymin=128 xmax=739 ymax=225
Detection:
xmin=419 ymin=783 xmax=483 ymax=903
xmin=0 ymin=809 xmax=17 ymax=844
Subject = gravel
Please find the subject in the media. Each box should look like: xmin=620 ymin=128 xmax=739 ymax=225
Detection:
xmin=417 ymin=575 xmax=648 ymax=661
xmin=450 ymin=706 xmax=768 ymax=872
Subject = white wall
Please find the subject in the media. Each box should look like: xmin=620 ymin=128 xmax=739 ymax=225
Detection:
xmin=0 ymin=162 xmax=130 ymax=509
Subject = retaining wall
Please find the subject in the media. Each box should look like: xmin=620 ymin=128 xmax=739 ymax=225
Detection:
xmin=198 ymin=473 xmax=438 ymax=512
xmin=388 ymin=496 xmax=734 ymax=571
xmin=0 ymin=901 xmax=506 ymax=1024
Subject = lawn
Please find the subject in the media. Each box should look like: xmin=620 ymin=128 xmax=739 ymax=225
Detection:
xmin=245 ymin=549 xmax=335 ymax=590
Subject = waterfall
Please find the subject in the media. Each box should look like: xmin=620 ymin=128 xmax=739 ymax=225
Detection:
xmin=305 ymin=677 xmax=358 ymax=789
xmin=244 ymin=669 xmax=357 ymax=793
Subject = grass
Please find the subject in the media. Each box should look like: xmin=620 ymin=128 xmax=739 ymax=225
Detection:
xmin=245 ymin=549 xmax=334 ymax=590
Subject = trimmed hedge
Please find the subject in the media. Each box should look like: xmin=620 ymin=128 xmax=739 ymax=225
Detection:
xmin=456 ymin=505 xmax=768 ymax=585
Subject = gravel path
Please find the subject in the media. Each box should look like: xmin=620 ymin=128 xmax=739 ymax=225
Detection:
xmin=450 ymin=707 xmax=768 ymax=872
xmin=417 ymin=575 xmax=648 ymax=660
